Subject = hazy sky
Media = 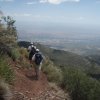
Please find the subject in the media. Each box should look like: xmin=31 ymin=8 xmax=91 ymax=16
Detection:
xmin=0 ymin=0 xmax=100 ymax=36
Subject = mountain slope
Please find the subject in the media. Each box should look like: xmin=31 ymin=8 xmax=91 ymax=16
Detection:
xmin=10 ymin=59 xmax=70 ymax=100
xmin=18 ymin=41 xmax=91 ymax=70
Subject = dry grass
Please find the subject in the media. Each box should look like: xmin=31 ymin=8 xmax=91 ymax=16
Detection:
xmin=0 ymin=79 xmax=12 ymax=100
xmin=42 ymin=58 xmax=63 ymax=84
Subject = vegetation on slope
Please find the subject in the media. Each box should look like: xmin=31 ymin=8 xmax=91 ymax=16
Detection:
xmin=0 ymin=15 xmax=18 ymax=99
xmin=0 ymin=56 xmax=14 ymax=83
xmin=61 ymin=67 xmax=100 ymax=100
xmin=0 ymin=15 xmax=18 ymax=82
xmin=0 ymin=79 xmax=11 ymax=100
xmin=42 ymin=57 xmax=63 ymax=84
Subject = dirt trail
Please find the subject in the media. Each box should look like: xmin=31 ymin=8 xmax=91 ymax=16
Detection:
xmin=10 ymin=63 xmax=70 ymax=100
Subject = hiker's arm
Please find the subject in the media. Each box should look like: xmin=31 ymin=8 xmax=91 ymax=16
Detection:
xmin=32 ymin=54 xmax=35 ymax=61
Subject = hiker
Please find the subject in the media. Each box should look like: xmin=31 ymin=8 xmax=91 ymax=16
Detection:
xmin=32 ymin=49 xmax=43 ymax=80
xmin=28 ymin=42 xmax=36 ymax=66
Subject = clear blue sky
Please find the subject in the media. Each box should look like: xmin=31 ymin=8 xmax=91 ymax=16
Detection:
xmin=0 ymin=0 xmax=100 ymax=36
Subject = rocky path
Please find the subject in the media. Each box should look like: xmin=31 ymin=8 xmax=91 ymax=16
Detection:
xmin=12 ymin=84 xmax=70 ymax=100
xmin=10 ymin=63 xmax=70 ymax=100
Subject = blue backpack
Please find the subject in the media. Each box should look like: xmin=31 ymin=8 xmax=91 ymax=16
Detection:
xmin=35 ymin=53 xmax=43 ymax=65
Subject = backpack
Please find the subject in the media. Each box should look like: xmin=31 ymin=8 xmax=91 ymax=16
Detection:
xmin=30 ymin=46 xmax=36 ymax=55
xmin=35 ymin=53 xmax=43 ymax=65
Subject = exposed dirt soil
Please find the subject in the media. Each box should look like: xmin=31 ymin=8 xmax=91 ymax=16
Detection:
xmin=9 ymin=61 xmax=70 ymax=100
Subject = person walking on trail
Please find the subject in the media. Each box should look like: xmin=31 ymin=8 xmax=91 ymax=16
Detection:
xmin=32 ymin=49 xmax=43 ymax=80
xmin=28 ymin=42 xmax=36 ymax=66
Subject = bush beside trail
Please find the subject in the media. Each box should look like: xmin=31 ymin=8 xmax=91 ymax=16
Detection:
xmin=42 ymin=58 xmax=63 ymax=84
xmin=42 ymin=59 xmax=100 ymax=100
xmin=61 ymin=67 xmax=100 ymax=100
xmin=0 ymin=79 xmax=12 ymax=100
xmin=0 ymin=56 xmax=14 ymax=83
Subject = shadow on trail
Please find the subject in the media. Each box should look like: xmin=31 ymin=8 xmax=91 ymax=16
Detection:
xmin=25 ymin=74 xmax=37 ymax=81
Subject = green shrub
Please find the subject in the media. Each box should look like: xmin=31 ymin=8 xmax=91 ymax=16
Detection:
xmin=0 ymin=57 xmax=14 ymax=83
xmin=0 ymin=79 xmax=11 ymax=100
xmin=42 ymin=59 xmax=62 ymax=84
xmin=11 ymin=48 xmax=20 ymax=61
xmin=61 ymin=67 xmax=100 ymax=100
xmin=13 ymin=47 xmax=30 ymax=69
xmin=19 ymin=47 xmax=28 ymax=58
xmin=18 ymin=57 xmax=30 ymax=68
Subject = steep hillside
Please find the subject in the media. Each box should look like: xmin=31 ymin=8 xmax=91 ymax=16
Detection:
xmin=18 ymin=41 xmax=91 ymax=70
xmin=0 ymin=40 xmax=100 ymax=100
xmin=0 ymin=48 xmax=70 ymax=100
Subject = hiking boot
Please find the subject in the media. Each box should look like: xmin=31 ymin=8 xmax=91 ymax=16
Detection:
xmin=35 ymin=74 xmax=39 ymax=80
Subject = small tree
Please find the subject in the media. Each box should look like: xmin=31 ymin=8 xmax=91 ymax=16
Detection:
xmin=0 ymin=16 xmax=18 ymax=46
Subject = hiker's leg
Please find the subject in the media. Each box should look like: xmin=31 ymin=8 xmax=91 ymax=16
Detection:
xmin=29 ymin=52 xmax=33 ymax=67
xmin=38 ymin=64 xmax=42 ymax=79
xmin=39 ymin=62 xmax=42 ymax=70
xmin=35 ymin=65 xmax=39 ymax=80
xmin=34 ymin=65 xmax=38 ymax=79
xmin=29 ymin=55 xmax=32 ymax=67
xmin=30 ymin=60 xmax=32 ymax=67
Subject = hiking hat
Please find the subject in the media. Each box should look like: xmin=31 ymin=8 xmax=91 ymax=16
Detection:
xmin=31 ymin=45 xmax=36 ymax=49
xmin=36 ymin=49 xmax=39 ymax=52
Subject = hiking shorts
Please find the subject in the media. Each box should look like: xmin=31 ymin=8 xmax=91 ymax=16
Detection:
xmin=29 ymin=52 xmax=34 ymax=60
